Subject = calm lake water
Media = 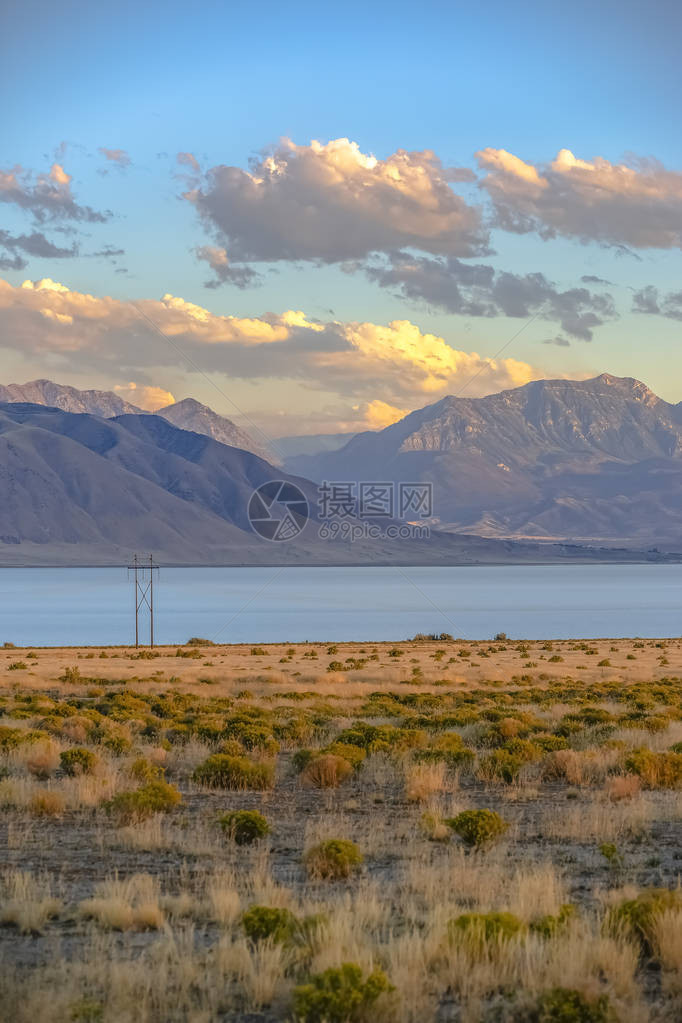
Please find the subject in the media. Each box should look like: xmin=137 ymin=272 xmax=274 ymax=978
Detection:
xmin=0 ymin=564 xmax=679 ymax=646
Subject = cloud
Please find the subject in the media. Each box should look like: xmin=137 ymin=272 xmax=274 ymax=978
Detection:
xmin=0 ymin=277 xmax=545 ymax=409
xmin=477 ymin=147 xmax=682 ymax=249
xmin=632 ymin=285 xmax=682 ymax=320
xmin=0 ymin=162 xmax=109 ymax=223
xmin=113 ymin=382 xmax=175 ymax=409
xmin=581 ymin=274 xmax=613 ymax=286
xmin=195 ymin=245 xmax=259 ymax=289
xmin=542 ymin=336 xmax=571 ymax=347
xmin=98 ymin=148 xmax=131 ymax=169
xmin=352 ymin=399 xmax=408 ymax=429
xmin=90 ymin=245 xmax=125 ymax=260
xmin=177 ymin=152 xmax=200 ymax=173
xmin=0 ymin=229 xmax=78 ymax=270
xmin=362 ymin=253 xmax=616 ymax=340
xmin=185 ymin=137 xmax=488 ymax=263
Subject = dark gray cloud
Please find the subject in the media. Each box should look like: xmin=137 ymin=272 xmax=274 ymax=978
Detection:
xmin=195 ymin=246 xmax=260 ymax=289
xmin=0 ymin=229 xmax=78 ymax=269
xmin=633 ymin=285 xmax=682 ymax=320
xmin=91 ymin=246 xmax=125 ymax=259
xmin=361 ymin=253 xmax=616 ymax=340
xmin=581 ymin=274 xmax=613 ymax=285
xmin=0 ymin=163 xmax=109 ymax=224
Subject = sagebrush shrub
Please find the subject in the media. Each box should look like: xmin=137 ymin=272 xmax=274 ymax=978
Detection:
xmin=192 ymin=753 xmax=275 ymax=790
xmin=292 ymin=962 xmax=392 ymax=1023
xmin=104 ymin=780 xmax=182 ymax=822
xmin=530 ymin=903 xmax=577 ymax=939
xmin=59 ymin=747 xmax=97 ymax=777
xmin=605 ymin=888 xmax=681 ymax=954
xmin=519 ymin=987 xmax=614 ymax=1022
xmin=449 ymin=911 xmax=524 ymax=948
xmin=624 ymin=748 xmax=682 ymax=788
xmin=241 ymin=905 xmax=298 ymax=943
xmin=304 ymin=839 xmax=363 ymax=880
xmin=219 ymin=809 xmax=270 ymax=845
xmin=446 ymin=809 xmax=509 ymax=848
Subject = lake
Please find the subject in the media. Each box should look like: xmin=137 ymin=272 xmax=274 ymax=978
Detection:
xmin=0 ymin=564 xmax=679 ymax=646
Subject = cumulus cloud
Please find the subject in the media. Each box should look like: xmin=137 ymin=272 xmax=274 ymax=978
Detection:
xmin=185 ymin=137 xmax=488 ymax=263
xmin=0 ymin=277 xmax=544 ymax=408
xmin=362 ymin=253 xmax=616 ymax=340
xmin=352 ymin=399 xmax=408 ymax=429
xmin=0 ymin=229 xmax=78 ymax=270
xmin=113 ymin=382 xmax=175 ymax=409
xmin=195 ymin=245 xmax=259 ymax=289
xmin=632 ymin=285 xmax=682 ymax=320
xmin=98 ymin=148 xmax=131 ymax=169
xmin=477 ymin=147 xmax=682 ymax=249
xmin=0 ymin=163 xmax=109 ymax=223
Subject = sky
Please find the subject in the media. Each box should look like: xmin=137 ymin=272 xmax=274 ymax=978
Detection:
xmin=1 ymin=0 xmax=682 ymax=436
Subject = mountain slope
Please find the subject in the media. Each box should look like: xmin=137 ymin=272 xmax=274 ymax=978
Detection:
xmin=155 ymin=397 xmax=277 ymax=464
xmin=0 ymin=379 xmax=142 ymax=417
xmin=0 ymin=402 xmax=657 ymax=566
xmin=0 ymin=379 xmax=273 ymax=462
xmin=288 ymin=374 xmax=682 ymax=545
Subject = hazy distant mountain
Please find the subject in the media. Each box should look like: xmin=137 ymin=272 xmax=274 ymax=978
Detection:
xmin=0 ymin=379 xmax=273 ymax=462
xmin=0 ymin=379 xmax=142 ymax=417
xmin=155 ymin=397 xmax=277 ymax=464
xmin=0 ymin=401 xmax=656 ymax=566
xmin=288 ymin=374 xmax=682 ymax=546
xmin=278 ymin=431 xmax=357 ymax=459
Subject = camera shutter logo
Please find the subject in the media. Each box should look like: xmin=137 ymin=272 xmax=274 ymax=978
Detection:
xmin=248 ymin=480 xmax=309 ymax=541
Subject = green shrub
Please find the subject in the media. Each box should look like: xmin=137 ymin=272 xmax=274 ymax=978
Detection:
xmin=104 ymin=780 xmax=182 ymax=822
xmin=102 ymin=734 xmax=132 ymax=756
xmin=293 ymin=748 xmax=315 ymax=772
xmin=624 ymin=748 xmax=682 ymax=788
xmin=129 ymin=757 xmax=164 ymax=783
xmin=448 ymin=911 xmax=524 ymax=948
xmin=241 ymin=905 xmax=297 ymax=943
xmin=0 ymin=726 xmax=24 ymax=751
xmin=292 ymin=963 xmax=392 ymax=1023
xmin=324 ymin=742 xmax=366 ymax=769
xmin=479 ymin=748 xmax=524 ymax=783
xmin=519 ymin=987 xmax=615 ymax=1022
xmin=7 ymin=661 xmax=27 ymax=671
xmin=445 ymin=809 xmax=509 ymax=848
xmin=530 ymin=904 xmax=576 ymax=939
xmin=605 ymin=888 xmax=681 ymax=955
xmin=599 ymin=843 xmax=624 ymax=869
xmin=219 ymin=809 xmax=270 ymax=845
xmin=305 ymin=839 xmax=363 ymax=880
xmin=192 ymin=753 xmax=275 ymax=790
xmin=59 ymin=747 xmax=97 ymax=776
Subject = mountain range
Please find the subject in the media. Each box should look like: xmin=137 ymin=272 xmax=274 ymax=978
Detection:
xmin=287 ymin=374 xmax=682 ymax=547
xmin=0 ymin=379 xmax=276 ymax=464
xmin=0 ymin=374 xmax=680 ymax=562
xmin=0 ymin=400 xmax=620 ymax=566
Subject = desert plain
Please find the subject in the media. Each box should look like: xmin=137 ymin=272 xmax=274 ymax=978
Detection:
xmin=1 ymin=635 xmax=681 ymax=1022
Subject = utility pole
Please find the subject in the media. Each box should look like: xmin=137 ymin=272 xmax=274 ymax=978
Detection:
xmin=127 ymin=554 xmax=159 ymax=647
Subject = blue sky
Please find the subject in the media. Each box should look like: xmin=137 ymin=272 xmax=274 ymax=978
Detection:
xmin=1 ymin=0 xmax=681 ymax=431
